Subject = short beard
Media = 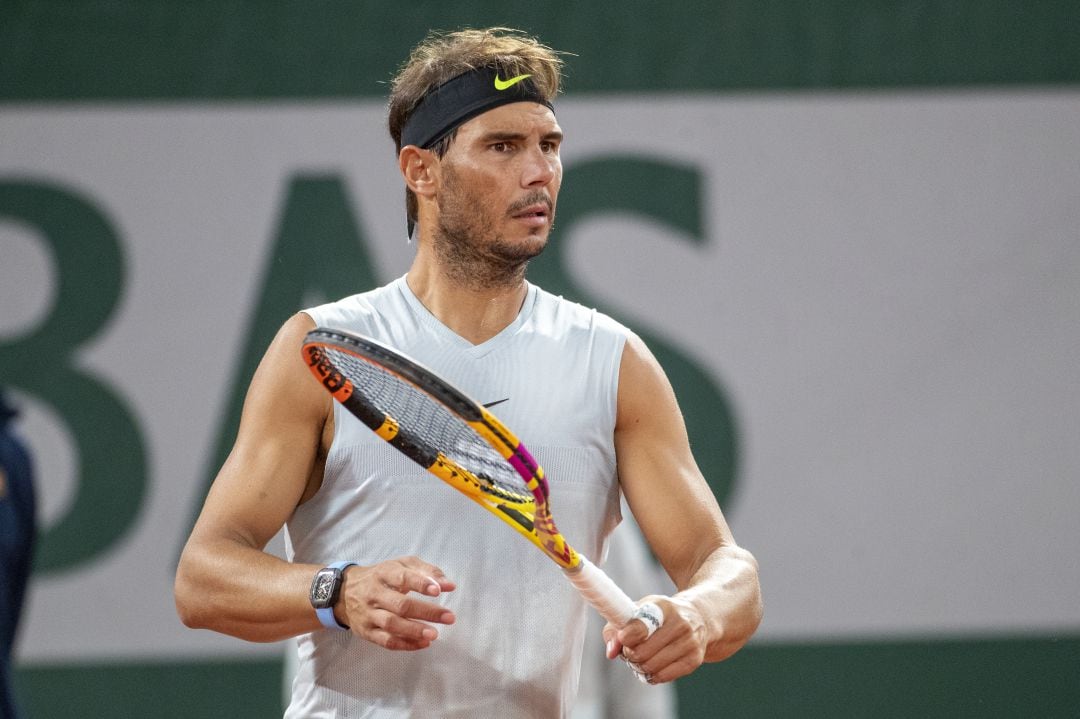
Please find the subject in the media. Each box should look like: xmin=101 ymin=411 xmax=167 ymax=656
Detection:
xmin=434 ymin=169 xmax=552 ymax=291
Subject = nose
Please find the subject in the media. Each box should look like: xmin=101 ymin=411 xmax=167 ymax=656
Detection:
xmin=521 ymin=145 xmax=559 ymax=188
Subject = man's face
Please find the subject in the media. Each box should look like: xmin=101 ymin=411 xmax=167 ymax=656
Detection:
xmin=432 ymin=102 xmax=563 ymax=280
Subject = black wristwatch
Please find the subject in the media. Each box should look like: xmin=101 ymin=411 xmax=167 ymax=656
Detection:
xmin=310 ymin=561 xmax=357 ymax=630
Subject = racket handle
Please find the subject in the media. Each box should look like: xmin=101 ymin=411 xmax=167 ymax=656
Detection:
xmin=563 ymin=556 xmax=638 ymax=626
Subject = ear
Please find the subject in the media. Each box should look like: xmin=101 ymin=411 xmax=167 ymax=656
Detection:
xmin=399 ymin=146 xmax=438 ymax=199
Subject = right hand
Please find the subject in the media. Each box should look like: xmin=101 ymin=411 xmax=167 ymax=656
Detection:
xmin=336 ymin=556 xmax=456 ymax=650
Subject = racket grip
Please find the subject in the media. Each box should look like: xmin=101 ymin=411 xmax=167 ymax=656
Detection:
xmin=563 ymin=556 xmax=638 ymax=626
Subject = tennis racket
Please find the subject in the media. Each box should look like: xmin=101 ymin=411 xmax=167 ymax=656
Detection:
xmin=300 ymin=327 xmax=663 ymax=637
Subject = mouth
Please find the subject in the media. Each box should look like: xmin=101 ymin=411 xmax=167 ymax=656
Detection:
xmin=510 ymin=202 xmax=552 ymax=227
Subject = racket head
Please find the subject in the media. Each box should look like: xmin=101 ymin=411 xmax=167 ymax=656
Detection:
xmin=301 ymin=327 xmax=580 ymax=569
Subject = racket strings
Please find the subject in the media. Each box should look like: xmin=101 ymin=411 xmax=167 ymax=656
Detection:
xmin=325 ymin=347 xmax=532 ymax=503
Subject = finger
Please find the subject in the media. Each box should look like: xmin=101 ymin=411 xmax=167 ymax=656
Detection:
xmin=616 ymin=620 xmax=650 ymax=650
xmin=602 ymin=624 xmax=623 ymax=659
xmin=364 ymin=625 xmax=435 ymax=652
xmin=632 ymin=602 xmax=664 ymax=638
xmin=378 ymin=565 xmax=455 ymax=597
xmin=638 ymin=653 xmax=697 ymax=685
xmin=371 ymin=588 xmax=456 ymax=625
xmin=629 ymin=640 xmax=703 ymax=685
xmin=620 ymin=624 xmax=664 ymax=665
xmin=358 ymin=607 xmax=450 ymax=651
xmin=399 ymin=558 xmax=457 ymax=593
xmin=611 ymin=646 xmax=652 ymax=684
xmin=617 ymin=601 xmax=664 ymax=648
xmin=423 ymin=574 xmax=457 ymax=595
xmin=377 ymin=611 xmax=442 ymax=643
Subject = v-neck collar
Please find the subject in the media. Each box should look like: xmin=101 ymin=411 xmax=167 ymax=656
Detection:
xmin=394 ymin=275 xmax=538 ymax=358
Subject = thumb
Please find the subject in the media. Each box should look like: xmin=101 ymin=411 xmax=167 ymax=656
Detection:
xmin=618 ymin=600 xmax=665 ymax=647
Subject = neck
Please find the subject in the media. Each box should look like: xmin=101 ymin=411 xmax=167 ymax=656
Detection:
xmin=406 ymin=254 xmax=529 ymax=345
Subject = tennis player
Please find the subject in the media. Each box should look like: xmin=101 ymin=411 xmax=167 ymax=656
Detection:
xmin=176 ymin=27 xmax=762 ymax=718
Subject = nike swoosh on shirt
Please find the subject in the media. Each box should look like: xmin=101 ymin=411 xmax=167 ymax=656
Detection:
xmin=482 ymin=398 xmax=511 ymax=409
xmin=494 ymin=73 xmax=531 ymax=91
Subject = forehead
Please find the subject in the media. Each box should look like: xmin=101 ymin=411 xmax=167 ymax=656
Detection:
xmin=455 ymin=102 xmax=562 ymax=140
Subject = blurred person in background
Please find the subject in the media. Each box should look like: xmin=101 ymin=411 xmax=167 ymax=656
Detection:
xmin=0 ymin=389 xmax=36 ymax=719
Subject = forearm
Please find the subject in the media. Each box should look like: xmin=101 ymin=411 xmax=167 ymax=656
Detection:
xmin=174 ymin=536 xmax=320 ymax=643
xmin=674 ymin=544 xmax=763 ymax=662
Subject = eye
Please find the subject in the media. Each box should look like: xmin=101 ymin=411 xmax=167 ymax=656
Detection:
xmin=491 ymin=142 xmax=512 ymax=152
xmin=542 ymin=134 xmax=564 ymax=154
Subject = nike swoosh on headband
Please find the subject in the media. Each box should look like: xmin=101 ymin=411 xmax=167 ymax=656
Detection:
xmin=482 ymin=398 xmax=511 ymax=409
xmin=494 ymin=73 xmax=532 ymax=91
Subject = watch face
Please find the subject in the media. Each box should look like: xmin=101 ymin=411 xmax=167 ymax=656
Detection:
xmin=311 ymin=569 xmax=337 ymax=607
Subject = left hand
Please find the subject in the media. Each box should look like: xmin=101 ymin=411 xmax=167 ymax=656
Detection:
xmin=603 ymin=595 xmax=710 ymax=684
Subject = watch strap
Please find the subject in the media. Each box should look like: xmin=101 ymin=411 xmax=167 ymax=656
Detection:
xmin=314 ymin=561 xmax=358 ymax=630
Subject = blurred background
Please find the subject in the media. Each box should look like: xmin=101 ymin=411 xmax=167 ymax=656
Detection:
xmin=2 ymin=2 xmax=1079 ymax=716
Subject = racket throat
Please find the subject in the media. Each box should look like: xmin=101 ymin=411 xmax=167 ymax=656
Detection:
xmin=496 ymin=503 xmax=534 ymax=532
xmin=534 ymin=508 xmax=578 ymax=568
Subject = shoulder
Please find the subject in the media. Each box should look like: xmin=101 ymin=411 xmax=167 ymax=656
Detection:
xmin=529 ymin=284 xmax=632 ymax=343
xmin=302 ymin=278 xmax=404 ymax=331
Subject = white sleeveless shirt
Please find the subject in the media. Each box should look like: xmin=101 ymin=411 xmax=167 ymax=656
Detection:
xmin=285 ymin=276 xmax=628 ymax=719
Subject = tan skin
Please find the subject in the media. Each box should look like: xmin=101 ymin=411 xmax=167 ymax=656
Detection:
xmin=174 ymin=101 xmax=762 ymax=682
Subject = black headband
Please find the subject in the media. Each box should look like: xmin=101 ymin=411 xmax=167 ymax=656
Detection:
xmin=400 ymin=66 xmax=554 ymax=149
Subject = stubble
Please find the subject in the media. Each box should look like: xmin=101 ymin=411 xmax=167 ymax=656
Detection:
xmin=434 ymin=165 xmax=553 ymax=291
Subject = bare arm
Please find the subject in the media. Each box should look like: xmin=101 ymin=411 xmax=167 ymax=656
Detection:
xmin=605 ymin=332 xmax=763 ymax=682
xmin=174 ymin=313 xmax=455 ymax=645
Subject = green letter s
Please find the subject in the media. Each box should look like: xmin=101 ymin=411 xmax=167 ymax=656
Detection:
xmin=529 ymin=157 xmax=740 ymax=505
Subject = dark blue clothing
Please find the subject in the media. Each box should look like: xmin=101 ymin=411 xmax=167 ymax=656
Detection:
xmin=1 ymin=393 xmax=35 ymax=719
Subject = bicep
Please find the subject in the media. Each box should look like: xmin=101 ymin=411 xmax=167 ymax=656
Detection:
xmin=614 ymin=333 xmax=734 ymax=590
xmin=188 ymin=312 xmax=330 ymax=551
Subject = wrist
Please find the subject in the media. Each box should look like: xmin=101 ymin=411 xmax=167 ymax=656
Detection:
xmin=331 ymin=565 xmax=356 ymax=628
xmin=309 ymin=561 xmax=358 ymax=630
